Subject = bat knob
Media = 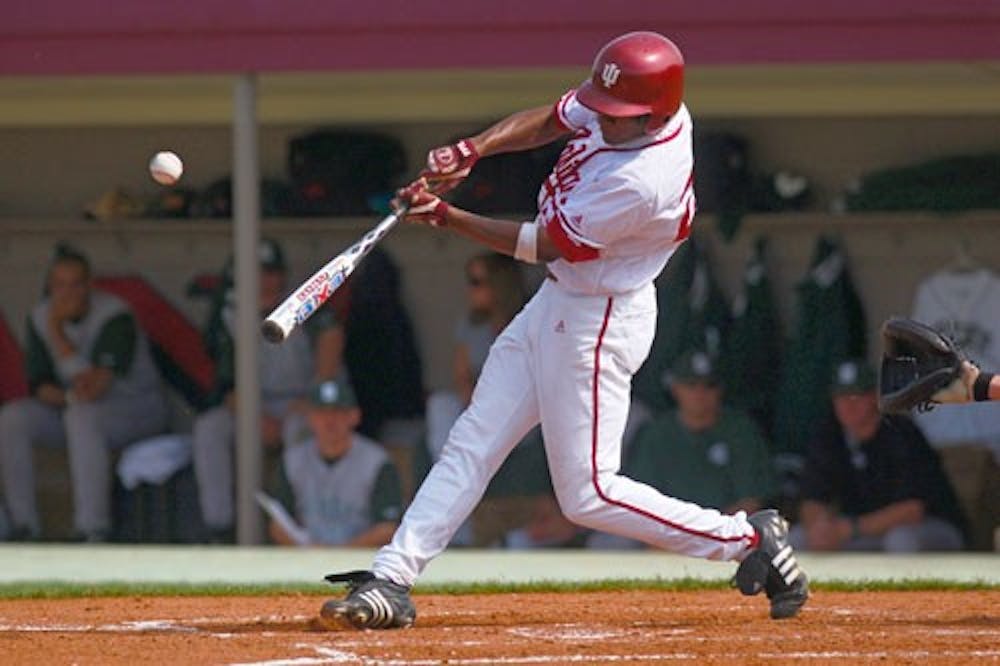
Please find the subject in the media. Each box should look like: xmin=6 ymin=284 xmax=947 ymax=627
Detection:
xmin=261 ymin=320 xmax=287 ymax=344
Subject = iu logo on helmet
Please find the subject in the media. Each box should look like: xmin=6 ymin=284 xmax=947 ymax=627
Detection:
xmin=601 ymin=63 xmax=621 ymax=88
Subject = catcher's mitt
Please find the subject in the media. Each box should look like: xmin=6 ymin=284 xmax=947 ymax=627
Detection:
xmin=878 ymin=317 xmax=967 ymax=414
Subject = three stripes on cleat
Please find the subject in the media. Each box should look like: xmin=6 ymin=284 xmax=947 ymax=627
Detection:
xmin=355 ymin=588 xmax=398 ymax=629
xmin=771 ymin=544 xmax=802 ymax=586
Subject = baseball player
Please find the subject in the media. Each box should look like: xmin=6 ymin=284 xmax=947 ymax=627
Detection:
xmin=0 ymin=245 xmax=168 ymax=542
xmin=321 ymin=31 xmax=808 ymax=629
xmin=269 ymin=379 xmax=402 ymax=547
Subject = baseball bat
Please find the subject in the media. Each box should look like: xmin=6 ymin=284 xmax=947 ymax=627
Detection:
xmin=261 ymin=204 xmax=409 ymax=344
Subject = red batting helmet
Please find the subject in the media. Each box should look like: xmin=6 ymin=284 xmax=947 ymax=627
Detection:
xmin=576 ymin=31 xmax=684 ymax=131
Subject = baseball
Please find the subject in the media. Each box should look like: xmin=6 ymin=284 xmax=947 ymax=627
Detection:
xmin=149 ymin=151 xmax=184 ymax=186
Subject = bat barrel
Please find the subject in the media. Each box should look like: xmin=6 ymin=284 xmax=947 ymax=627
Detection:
xmin=259 ymin=205 xmax=407 ymax=344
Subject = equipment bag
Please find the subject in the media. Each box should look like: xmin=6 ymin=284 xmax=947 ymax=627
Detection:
xmin=288 ymin=130 xmax=407 ymax=216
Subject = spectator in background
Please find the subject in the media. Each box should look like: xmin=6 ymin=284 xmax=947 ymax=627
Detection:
xmin=0 ymin=244 xmax=168 ymax=542
xmin=268 ymin=378 xmax=402 ymax=547
xmin=791 ymin=359 xmax=965 ymax=552
xmin=589 ymin=351 xmax=774 ymax=549
xmin=418 ymin=253 xmax=552 ymax=546
xmin=425 ymin=252 xmax=527 ymax=463
xmin=192 ymin=238 xmax=344 ymax=543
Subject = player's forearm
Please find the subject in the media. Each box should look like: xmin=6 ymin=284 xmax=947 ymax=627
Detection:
xmin=987 ymin=373 xmax=1000 ymax=400
xmin=725 ymin=498 xmax=764 ymax=516
xmin=443 ymin=208 xmax=562 ymax=263
xmin=35 ymin=382 xmax=67 ymax=408
xmin=470 ymin=105 xmax=569 ymax=157
xmin=442 ymin=208 xmax=521 ymax=256
xmin=268 ymin=520 xmax=297 ymax=546
xmin=798 ymin=500 xmax=834 ymax=527
xmin=346 ymin=522 xmax=398 ymax=548
xmin=855 ymin=499 xmax=924 ymax=537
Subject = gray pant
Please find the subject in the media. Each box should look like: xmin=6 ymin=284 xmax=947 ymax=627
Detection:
xmin=789 ymin=516 xmax=964 ymax=553
xmin=192 ymin=403 xmax=306 ymax=530
xmin=0 ymin=393 xmax=168 ymax=536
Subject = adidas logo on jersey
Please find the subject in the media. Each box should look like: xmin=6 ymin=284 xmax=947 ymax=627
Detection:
xmin=554 ymin=320 xmax=566 ymax=333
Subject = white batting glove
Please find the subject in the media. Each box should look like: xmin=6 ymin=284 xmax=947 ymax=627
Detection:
xmin=420 ymin=139 xmax=479 ymax=195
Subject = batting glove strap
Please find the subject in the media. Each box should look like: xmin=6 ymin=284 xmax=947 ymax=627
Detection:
xmin=409 ymin=198 xmax=450 ymax=227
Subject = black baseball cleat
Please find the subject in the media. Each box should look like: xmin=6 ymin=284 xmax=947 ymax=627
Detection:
xmin=733 ymin=509 xmax=809 ymax=620
xmin=319 ymin=570 xmax=416 ymax=630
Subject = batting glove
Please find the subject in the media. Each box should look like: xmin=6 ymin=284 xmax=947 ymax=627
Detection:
xmin=420 ymin=139 xmax=479 ymax=195
xmin=396 ymin=181 xmax=450 ymax=227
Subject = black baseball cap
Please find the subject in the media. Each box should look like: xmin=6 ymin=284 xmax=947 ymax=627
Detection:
xmin=308 ymin=379 xmax=358 ymax=409
xmin=666 ymin=350 xmax=720 ymax=386
xmin=830 ymin=359 xmax=877 ymax=395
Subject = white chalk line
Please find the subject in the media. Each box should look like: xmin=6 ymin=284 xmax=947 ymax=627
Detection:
xmin=3 ymin=613 xmax=998 ymax=664
xmin=231 ymin=644 xmax=1000 ymax=666
xmin=0 ymin=612 xmax=313 ymax=638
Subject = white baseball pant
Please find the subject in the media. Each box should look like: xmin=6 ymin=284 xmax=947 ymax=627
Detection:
xmin=373 ymin=279 xmax=756 ymax=586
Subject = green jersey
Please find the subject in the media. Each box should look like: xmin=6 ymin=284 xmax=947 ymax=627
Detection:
xmin=625 ymin=408 xmax=775 ymax=511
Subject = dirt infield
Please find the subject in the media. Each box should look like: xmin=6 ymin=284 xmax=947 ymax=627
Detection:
xmin=1 ymin=589 xmax=998 ymax=665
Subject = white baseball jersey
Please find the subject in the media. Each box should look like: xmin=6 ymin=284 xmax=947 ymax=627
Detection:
xmin=540 ymin=90 xmax=696 ymax=295
xmin=372 ymin=90 xmax=757 ymax=588
xmin=911 ymin=268 xmax=1000 ymax=456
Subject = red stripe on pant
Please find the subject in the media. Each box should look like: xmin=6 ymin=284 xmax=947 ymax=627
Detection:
xmin=589 ymin=297 xmax=753 ymax=546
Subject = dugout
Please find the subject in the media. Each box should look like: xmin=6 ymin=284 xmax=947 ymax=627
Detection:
xmin=1 ymin=2 xmax=999 ymax=546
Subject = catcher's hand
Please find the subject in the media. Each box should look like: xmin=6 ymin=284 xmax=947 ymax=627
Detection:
xmin=878 ymin=317 xmax=976 ymax=414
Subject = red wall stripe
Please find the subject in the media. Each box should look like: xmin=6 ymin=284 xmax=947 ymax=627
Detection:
xmin=3 ymin=1 xmax=999 ymax=75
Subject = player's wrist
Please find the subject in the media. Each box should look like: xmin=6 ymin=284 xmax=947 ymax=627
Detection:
xmin=973 ymin=371 xmax=995 ymax=402
xmin=432 ymin=199 xmax=450 ymax=227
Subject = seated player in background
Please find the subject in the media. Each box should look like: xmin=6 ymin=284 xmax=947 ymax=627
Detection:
xmin=425 ymin=252 xmax=527 ymax=463
xmin=192 ymin=238 xmax=344 ymax=543
xmin=419 ymin=252 xmax=538 ymax=544
xmin=268 ymin=379 xmax=402 ymax=547
xmin=503 ymin=493 xmax=587 ymax=549
xmin=0 ymin=244 xmax=168 ymax=542
xmin=589 ymin=351 xmax=775 ymax=549
xmin=792 ymin=359 xmax=966 ymax=552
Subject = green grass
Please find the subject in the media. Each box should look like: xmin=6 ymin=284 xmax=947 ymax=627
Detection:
xmin=0 ymin=577 xmax=996 ymax=600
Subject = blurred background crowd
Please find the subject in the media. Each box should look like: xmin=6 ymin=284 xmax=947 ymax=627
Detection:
xmin=1 ymin=2 xmax=998 ymax=552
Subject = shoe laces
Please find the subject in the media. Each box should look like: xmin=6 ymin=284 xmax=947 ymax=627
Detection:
xmin=324 ymin=570 xmax=376 ymax=594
